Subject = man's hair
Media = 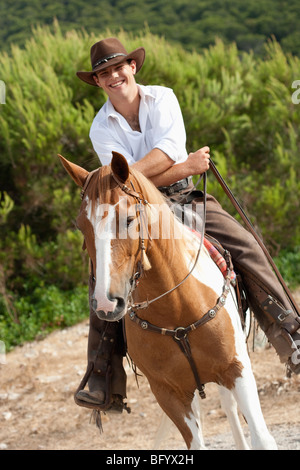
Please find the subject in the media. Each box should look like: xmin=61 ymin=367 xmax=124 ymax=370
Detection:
xmin=93 ymin=59 xmax=133 ymax=79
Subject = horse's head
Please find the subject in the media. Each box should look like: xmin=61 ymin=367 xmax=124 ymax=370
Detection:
xmin=58 ymin=152 xmax=157 ymax=321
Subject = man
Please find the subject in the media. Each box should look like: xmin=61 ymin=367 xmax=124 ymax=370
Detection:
xmin=75 ymin=37 xmax=300 ymax=412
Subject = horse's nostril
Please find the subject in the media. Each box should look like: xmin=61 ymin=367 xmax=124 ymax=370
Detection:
xmin=90 ymin=297 xmax=97 ymax=311
xmin=110 ymin=296 xmax=125 ymax=312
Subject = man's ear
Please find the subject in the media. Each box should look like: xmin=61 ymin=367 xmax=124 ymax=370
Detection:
xmin=58 ymin=154 xmax=89 ymax=188
xmin=129 ymin=59 xmax=137 ymax=75
xmin=92 ymin=73 xmax=102 ymax=87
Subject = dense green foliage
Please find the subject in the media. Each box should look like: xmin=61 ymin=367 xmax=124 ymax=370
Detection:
xmin=1 ymin=0 xmax=300 ymax=56
xmin=0 ymin=25 xmax=299 ymax=349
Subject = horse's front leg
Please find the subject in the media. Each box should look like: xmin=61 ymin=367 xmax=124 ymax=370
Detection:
xmin=217 ymin=385 xmax=250 ymax=450
xmin=151 ymin=385 xmax=206 ymax=450
xmin=231 ymin=360 xmax=277 ymax=450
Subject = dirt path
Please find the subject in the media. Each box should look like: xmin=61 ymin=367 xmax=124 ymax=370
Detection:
xmin=0 ymin=290 xmax=300 ymax=451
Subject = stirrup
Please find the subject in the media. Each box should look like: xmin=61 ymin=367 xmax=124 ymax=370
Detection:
xmin=74 ymin=362 xmax=112 ymax=411
xmin=76 ymin=390 xmax=130 ymax=413
xmin=74 ymin=362 xmax=131 ymax=413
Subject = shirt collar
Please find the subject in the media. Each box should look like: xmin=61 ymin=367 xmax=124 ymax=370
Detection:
xmin=106 ymin=84 xmax=155 ymax=119
xmin=106 ymin=98 xmax=117 ymax=118
xmin=137 ymin=84 xmax=156 ymax=102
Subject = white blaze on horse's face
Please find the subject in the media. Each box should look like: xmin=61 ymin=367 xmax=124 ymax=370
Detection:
xmin=87 ymin=197 xmax=118 ymax=317
xmin=83 ymin=195 xmax=136 ymax=321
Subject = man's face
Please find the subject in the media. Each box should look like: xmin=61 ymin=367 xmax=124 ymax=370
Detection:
xmin=93 ymin=60 xmax=137 ymax=101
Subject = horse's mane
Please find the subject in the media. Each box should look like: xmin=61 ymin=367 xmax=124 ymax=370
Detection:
xmin=86 ymin=163 xmax=168 ymax=210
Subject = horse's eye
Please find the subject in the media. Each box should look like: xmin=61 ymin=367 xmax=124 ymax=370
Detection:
xmin=127 ymin=216 xmax=135 ymax=227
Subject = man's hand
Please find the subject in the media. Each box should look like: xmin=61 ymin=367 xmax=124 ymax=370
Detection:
xmin=186 ymin=146 xmax=210 ymax=175
xmin=132 ymin=145 xmax=211 ymax=188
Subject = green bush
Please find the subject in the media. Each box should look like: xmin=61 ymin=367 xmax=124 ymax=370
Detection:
xmin=0 ymin=284 xmax=88 ymax=351
xmin=274 ymin=247 xmax=300 ymax=289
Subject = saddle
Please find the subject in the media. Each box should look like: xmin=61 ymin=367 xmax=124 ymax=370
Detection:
xmin=203 ymin=233 xmax=249 ymax=329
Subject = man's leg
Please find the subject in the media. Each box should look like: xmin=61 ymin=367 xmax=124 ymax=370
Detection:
xmin=195 ymin=194 xmax=300 ymax=372
xmin=75 ymin=276 xmax=127 ymax=411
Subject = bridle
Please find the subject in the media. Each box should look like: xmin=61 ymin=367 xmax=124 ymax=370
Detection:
xmin=80 ymin=168 xmax=152 ymax=286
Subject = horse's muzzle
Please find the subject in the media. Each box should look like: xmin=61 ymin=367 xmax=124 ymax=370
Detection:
xmin=94 ymin=296 xmax=126 ymax=322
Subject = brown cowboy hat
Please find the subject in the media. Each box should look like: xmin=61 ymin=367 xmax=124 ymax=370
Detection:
xmin=76 ymin=37 xmax=145 ymax=86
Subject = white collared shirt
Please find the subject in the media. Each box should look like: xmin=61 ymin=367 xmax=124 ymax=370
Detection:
xmin=89 ymin=84 xmax=188 ymax=166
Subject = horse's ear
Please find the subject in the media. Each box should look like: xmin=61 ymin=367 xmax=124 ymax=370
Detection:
xmin=111 ymin=151 xmax=130 ymax=183
xmin=58 ymin=154 xmax=89 ymax=188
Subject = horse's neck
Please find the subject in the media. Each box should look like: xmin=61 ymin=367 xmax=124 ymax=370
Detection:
xmin=140 ymin=238 xmax=184 ymax=295
xmin=135 ymin=228 xmax=224 ymax=326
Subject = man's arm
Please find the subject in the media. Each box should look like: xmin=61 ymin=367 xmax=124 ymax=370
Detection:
xmin=131 ymin=148 xmax=174 ymax=179
xmin=131 ymin=146 xmax=211 ymax=187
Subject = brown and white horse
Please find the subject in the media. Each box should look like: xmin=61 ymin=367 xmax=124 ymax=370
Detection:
xmin=59 ymin=152 xmax=277 ymax=450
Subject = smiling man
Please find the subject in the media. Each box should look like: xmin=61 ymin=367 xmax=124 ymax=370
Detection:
xmin=74 ymin=37 xmax=300 ymax=413
xmin=78 ymin=38 xmax=210 ymax=187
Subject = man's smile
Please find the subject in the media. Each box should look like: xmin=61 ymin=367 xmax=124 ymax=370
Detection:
xmin=110 ymin=80 xmax=125 ymax=89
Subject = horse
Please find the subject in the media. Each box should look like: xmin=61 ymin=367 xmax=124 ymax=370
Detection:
xmin=58 ymin=151 xmax=277 ymax=450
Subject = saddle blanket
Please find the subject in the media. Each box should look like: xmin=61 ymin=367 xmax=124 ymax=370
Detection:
xmin=191 ymin=230 xmax=236 ymax=281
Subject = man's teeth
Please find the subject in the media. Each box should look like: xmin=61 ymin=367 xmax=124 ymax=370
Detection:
xmin=111 ymin=81 xmax=123 ymax=88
